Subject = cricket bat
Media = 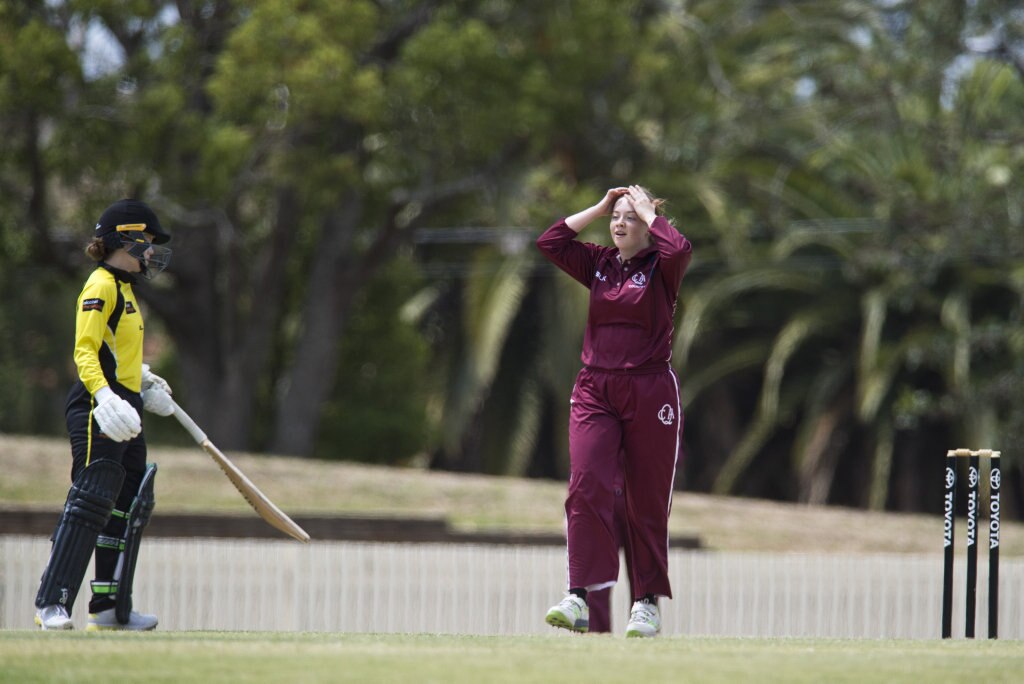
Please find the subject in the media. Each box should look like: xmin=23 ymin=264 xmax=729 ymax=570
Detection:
xmin=171 ymin=400 xmax=310 ymax=543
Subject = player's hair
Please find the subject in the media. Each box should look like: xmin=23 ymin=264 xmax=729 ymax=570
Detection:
xmin=634 ymin=186 xmax=667 ymax=217
xmin=85 ymin=237 xmax=110 ymax=261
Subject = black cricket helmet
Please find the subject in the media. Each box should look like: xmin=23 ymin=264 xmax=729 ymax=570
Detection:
xmin=94 ymin=199 xmax=172 ymax=279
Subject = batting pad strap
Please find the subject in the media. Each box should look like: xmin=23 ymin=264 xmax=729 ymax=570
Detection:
xmin=90 ymin=580 xmax=119 ymax=596
xmin=96 ymin=535 xmax=125 ymax=551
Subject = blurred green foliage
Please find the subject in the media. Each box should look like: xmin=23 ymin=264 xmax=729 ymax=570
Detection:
xmin=316 ymin=253 xmax=432 ymax=465
xmin=1 ymin=0 xmax=1023 ymax=516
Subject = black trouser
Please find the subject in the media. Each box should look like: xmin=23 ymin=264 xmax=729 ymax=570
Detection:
xmin=65 ymin=382 xmax=147 ymax=613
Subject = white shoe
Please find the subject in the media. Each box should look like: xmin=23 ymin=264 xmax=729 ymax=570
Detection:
xmin=35 ymin=604 xmax=73 ymax=631
xmin=86 ymin=607 xmax=158 ymax=631
xmin=626 ymin=599 xmax=661 ymax=638
xmin=545 ymin=594 xmax=589 ymax=633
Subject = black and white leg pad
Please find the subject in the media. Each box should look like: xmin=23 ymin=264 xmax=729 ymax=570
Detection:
xmin=114 ymin=463 xmax=157 ymax=624
xmin=35 ymin=460 xmax=125 ymax=611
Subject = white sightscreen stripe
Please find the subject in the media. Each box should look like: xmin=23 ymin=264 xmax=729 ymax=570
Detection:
xmin=3 ymin=537 xmax=1021 ymax=638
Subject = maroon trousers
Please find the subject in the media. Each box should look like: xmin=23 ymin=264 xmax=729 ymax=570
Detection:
xmin=587 ymin=463 xmax=631 ymax=633
xmin=565 ymin=366 xmax=682 ymax=600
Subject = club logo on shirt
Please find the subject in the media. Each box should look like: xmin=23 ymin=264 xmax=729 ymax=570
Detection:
xmin=595 ymin=270 xmax=607 ymax=282
xmin=658 ymin=404 xmax=675 ymax=426
xmin=125 ymin=301 xmax=136 ymax=314
xmin=82 ymin=298 xmax=104 ymax=312
xmin=629 ymin=272 xmax=647 ymax=289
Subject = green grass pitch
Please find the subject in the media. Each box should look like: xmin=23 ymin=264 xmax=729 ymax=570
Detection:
xmin=2 ymin=631 xmax=1023 ymax=683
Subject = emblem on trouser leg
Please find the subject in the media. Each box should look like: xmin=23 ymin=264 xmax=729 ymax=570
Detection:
xmin=657 ymin=404 xmax=675 ymax=425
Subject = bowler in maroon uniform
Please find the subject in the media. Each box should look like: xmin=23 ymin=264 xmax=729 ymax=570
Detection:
xmin=537 ymin=185 xmax=692 ymax=638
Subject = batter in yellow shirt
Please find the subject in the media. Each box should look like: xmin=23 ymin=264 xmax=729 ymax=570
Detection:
xmin=73 ymin=263 xmax=145 ymax=395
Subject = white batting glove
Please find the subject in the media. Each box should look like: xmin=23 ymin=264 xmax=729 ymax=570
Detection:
xmin=142 ymin=387 xmax=175 ymax=417
xmin=141 ymin=363 xmax=172 ymax=395
xmin=93 ymin=386 xmax=142 ymax=442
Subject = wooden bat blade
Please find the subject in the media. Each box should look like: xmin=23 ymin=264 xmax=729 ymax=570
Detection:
xmin=171 ymin=400 xmax=309 ymax=543
xmin=201 ymin=440 xmax=310 ymax=543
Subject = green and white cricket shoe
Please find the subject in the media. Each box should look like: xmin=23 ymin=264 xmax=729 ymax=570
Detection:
xmin=86 ymin=607 xmax=158 ymax=631
xmin=626 ymin=599 xmax=660 ymax=638
xmin=545 ymin=594 xmax=589 ymax=633
xmin=35 ymin=604 xmax=73 ymax=630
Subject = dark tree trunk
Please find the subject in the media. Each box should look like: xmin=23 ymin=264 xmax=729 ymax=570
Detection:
xmin=268 ymin=166 xmax=500 ymax=456
xmin=141 ymin=187 xmax=300 ymax=450
xmin=268 ymin=195 xmax=364 ymax=456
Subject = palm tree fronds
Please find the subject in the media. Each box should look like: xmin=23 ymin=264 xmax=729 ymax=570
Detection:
xmin=503 ymin=377 xmax=542 ymax=477
xmin=679 ymin=342 xmax=768 ymax=409
xmin=712 ymin=307 xmax=840 ymax=494
xmin=940 ymin=289 xmax=970 ymax=392
xmin=676 ymin=269 xmax=823 ymax=365
xmin=868 ymin=418 xmax=894 ymax=511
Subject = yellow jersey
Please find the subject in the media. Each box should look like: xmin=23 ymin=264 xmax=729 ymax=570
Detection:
xmin=73 ymin=264 xmax=145 ymax=394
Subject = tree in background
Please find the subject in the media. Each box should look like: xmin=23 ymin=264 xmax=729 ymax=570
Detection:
xmin=415 ymin=0 xmax=1024 ymax=517
xmin=315 ymin=253 xmax=432 ymax=465
xmin=1 ymin=0 xmax=1023 ymax=518
xmin=660 ymin=1 xmax=1024 ymax=512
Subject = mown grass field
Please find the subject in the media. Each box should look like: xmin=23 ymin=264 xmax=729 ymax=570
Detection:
xmin=1 ymin=631 xmax=1023 ymax=683
xmin=1 ymin=434 xmax=1018 ymax=554
xmin=4 ymin=435 xmax=1022 ymax=681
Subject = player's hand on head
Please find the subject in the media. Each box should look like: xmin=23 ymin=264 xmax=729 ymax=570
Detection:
xmin=141 ymin=363 xmax=172 ymax=394
xmin=627 ymin=185 xmax=657 ymax=224
xmin=93 ymin=387 xmax=142 ymax=442
xmin=598 ymin=187 xmax=629 ymax=214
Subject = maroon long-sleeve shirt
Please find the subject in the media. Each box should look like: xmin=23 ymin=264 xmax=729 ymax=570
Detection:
xmin=536 ymin=216 xmax=693 ymax=371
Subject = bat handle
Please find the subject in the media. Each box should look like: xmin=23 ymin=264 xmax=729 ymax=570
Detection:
xmin=171 ymin=400 xmax=208 ymax=444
